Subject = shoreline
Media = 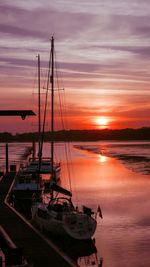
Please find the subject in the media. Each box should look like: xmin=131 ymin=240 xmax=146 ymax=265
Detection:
xmin=0 ymin=127 xmax=150 ymax=142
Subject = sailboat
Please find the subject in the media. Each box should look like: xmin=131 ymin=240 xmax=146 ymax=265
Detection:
xmin=11 ymin=53 xmax=60 ymax=212
xmin=31 ymin=37 xmax=97 ymax=240
xmin=23 ymin=54 xmax=61 ymax=181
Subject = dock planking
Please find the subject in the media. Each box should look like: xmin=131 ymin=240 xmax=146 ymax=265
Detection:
xmin=0 ymin=173 xmax=72 ymax=267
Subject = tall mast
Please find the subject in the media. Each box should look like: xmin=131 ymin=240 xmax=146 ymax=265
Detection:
xmin=51 ymin=37 xmax=54 ymax=179
xmin=37 ymin=54 xmax=41 ymax=168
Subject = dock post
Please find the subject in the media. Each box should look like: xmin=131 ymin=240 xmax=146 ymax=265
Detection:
xmin=5 ymin=143 xmax=9 ymax=173
xmin=32 ymin=140 xmax=36 ymax=159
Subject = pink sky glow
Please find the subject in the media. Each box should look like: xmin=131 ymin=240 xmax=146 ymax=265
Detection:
xmin=0 ymin=0 xmax=150 ymax=133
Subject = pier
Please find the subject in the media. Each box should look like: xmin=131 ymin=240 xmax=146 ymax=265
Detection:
xmin=0 ymin=173 xmax=74 ymax=267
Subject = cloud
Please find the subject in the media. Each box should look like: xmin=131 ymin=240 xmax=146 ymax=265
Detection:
xmin=0 ymin=3 xmax=94 ymax=40
xmin=0 ymin=24 xmax=46 ymax=39
xmin=88 ymin=45 xmax=150 ymax=59
xmin=0 ymin=1 xmax=150 ymax=131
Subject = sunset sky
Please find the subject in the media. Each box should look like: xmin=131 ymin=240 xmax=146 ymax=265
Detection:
xmin=0 ymin=0 xmax=150 ymax=133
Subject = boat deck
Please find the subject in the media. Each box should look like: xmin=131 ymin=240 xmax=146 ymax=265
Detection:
xmin=0 ymin=173 xmax=72 ymax=267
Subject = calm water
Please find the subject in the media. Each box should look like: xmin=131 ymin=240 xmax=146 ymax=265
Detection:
xmin=1 ymin=141 xmax=150 ymax=267
xmin=0 ymin=143 xmax=32 ymax=171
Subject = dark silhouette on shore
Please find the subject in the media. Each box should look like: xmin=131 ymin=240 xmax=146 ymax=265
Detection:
xmin=0 ymin=127 xmax=150 ymax=142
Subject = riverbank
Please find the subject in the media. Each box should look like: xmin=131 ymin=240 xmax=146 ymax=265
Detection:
xmin=1 ymin=127 xmax=150 ymax=142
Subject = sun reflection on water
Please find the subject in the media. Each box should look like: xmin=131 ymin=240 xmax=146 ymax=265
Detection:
xmin=98 ymin=154 xmax=107 ymax=163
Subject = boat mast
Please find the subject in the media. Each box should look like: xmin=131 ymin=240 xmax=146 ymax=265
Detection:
xmin=37 ymin=54 xmax=41 ymax=169
xmin=51 ymin=37 xmax=54 ymax=180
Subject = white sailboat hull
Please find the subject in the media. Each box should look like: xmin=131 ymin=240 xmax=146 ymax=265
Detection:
xmin=31 ymin=202 xmax=97 ymax=240
xmin=63 ymin=212 xmax=97 ymax=240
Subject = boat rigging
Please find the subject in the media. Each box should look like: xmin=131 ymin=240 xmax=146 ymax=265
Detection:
xmin=31 ymin=36 xmax=98 ymax=240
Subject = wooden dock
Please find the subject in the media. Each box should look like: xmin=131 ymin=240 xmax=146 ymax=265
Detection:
xmin=0 ymin=173 xmax=74 ymax=267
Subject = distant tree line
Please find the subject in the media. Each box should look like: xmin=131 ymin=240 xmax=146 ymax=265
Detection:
xmin=0 ymin=127 xmax=150 ymax=142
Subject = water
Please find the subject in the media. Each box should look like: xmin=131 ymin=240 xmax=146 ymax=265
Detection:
xmin=1 ymin=141 xmax=150 ymax=267
xmin=0 ymin=143 xmax=32 ymax=172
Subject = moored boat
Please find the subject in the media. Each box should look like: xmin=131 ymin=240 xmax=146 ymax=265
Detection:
xmin=10 ymin=51 xmax=61 ymax=213
xmin=31 ymin=36 xmax=98 ymax=240
xmin=12 ymin=170 xmax=43 ymax=200
xmin=32 ymin=194 xmax=97 ymax=240
xmin=23 ymin=157 xmax=61 ymax=179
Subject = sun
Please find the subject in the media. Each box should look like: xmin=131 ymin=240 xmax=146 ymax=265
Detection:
xmin=94 ymin=116 xmax=109 ymax=128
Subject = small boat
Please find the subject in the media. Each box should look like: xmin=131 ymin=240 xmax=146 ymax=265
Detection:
xmin=12 ymin=170 xmax=43 ymax=200
xmin=32 ymin=185 xmax=97 ymax=240
xmin=31 ymin=37 xmax=97 ymax=240
xmin=11 ymin=158 xmax=60 ymax=209
xmin=23 ymin=54 xmax=61 ymax=181
xmin=10 ymin=53 xmax=61 ymax=211
xmin=23 ymin=157 xmax=61 ymax=178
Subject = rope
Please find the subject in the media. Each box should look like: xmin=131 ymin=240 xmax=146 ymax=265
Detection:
xmin=54 ymin=51 xmax=73 ymax=194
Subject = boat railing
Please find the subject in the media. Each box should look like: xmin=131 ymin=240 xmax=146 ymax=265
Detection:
xmin=28 ymin=157 xmax=52 ymax=162
xmin=27 ymin=157 xmax=61 ymax=166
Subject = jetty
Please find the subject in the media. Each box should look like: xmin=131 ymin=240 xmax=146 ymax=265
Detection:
xmin=0 ymin=173 xmax=74 ymax=267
